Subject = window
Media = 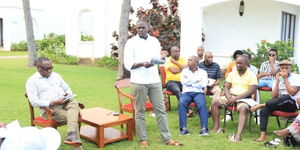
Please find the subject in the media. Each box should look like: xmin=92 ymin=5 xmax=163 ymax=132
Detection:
xmin=281 ymin=12 xmax=296 ymax=47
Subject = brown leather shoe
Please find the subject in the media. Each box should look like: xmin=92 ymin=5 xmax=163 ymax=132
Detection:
xmin=64 ymin=131 xmax=82 ymax=147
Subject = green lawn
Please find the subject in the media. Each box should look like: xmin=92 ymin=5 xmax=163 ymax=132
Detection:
xmin=0 ymin=50 xmax=27 ymax=56
xmin=0 ymin=58 xmax=295 ymax=150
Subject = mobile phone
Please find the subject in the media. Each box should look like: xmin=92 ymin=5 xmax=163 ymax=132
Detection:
xmin=113 ymin=112 xmax=119 ymax=116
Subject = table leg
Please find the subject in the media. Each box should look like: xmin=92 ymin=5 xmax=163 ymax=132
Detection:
xmin=98 ymin=126 xmax=105 ymax=148
xmin=127 ymin=119 xmax=133 ymax=140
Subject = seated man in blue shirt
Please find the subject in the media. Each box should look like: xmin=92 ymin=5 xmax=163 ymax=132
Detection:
xmin=178 ymin=56 xmax=209 ymax=136
xmin=199 ymin=51 xmax=222 ymax=101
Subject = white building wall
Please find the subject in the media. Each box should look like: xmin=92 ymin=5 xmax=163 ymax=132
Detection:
xmin=195 ymin=0 xmax=300 ymax=68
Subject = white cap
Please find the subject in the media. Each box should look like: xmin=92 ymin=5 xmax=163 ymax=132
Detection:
xmin=0 ymin=127 xmax=61 ymax=150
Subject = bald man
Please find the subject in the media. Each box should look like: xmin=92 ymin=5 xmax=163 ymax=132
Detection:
xmin=196 ymin=46 xmax=205 ymax=63
xmin=211 ymin=55 xmax=257 ymax=141
xmin=199 ymin=51 xmax=222 ymax=101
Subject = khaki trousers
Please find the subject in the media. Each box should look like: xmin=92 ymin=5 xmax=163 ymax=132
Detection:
xmin=131 ymin=82 xmax=171 ymax=144
xmin=43 ymin=100 xmax=81 ymax=138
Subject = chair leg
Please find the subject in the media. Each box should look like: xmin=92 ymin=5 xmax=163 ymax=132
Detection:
xmin=223 ymin=109 xmax=227 ymax=130
xmin=168 ymin=95 xmax=171 ymax=111
xmin=249 ymin=112 xmax=252 ymax=132
xmin=230 ymin=111 xmax=233 ymax=121
xmin=132 ymin=112 xmax=136 ymax=136
xmin=276 ymin=116 xmax=281 ymax=128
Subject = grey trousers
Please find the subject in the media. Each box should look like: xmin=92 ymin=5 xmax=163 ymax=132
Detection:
xmin=131 ymin=82 xmax=171 ymax=144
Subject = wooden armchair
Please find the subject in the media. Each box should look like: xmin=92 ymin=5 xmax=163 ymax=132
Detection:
xmin=25 ymin=93 xmax=84 ymax=129
xmin=115 ymin=79 xmax=156 ymax=133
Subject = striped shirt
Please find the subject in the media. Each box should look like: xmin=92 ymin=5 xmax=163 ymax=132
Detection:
xmin=199 ymin=61 xmax=222 ymax=80
xmin=259 ymin=60 xmax=279 ymax=80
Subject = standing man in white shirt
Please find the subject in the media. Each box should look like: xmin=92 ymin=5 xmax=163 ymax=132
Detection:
xmin=178 ymin=56 xmax=209 ymax=136
xmin=124 ymin=19 xmax=182 ymax=147
xmin=26 ymin=57 xmax=82 ymax=147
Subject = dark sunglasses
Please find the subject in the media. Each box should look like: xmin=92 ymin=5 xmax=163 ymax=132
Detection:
xmin=269 ymin=54 xmax=276 ymax=57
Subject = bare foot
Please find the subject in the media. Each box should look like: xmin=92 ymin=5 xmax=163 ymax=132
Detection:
xmin=255 ymin=136 xmax=267 ymax=142
xmin=211 ymin=128 xmax=218 ymax=132
xmin=274 ymin=129 xmax=289 ymax=137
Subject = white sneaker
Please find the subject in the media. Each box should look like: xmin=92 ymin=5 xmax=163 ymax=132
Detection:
xmin=222 ymin=115 xmax=232 ymax=122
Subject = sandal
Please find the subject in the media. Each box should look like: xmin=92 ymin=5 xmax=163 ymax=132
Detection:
xmin=166 ymin=140 xmax=183 ymax=146
xmin=217 ymin=128 xmax=225 ymax=133
xmin=139 ymin=141 xmax=149 ymax=148
xmin=227 ymin=134 xmax=237 ymax=142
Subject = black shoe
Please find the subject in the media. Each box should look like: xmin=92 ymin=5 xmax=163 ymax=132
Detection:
xmin=64 ymin=131 xmax=82 ymax=147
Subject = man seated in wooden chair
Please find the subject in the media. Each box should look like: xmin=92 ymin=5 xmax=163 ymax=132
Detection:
xmin=26 ymin=57 xmax=82 ymax=147
xmin=211 ymin=55 xmax=257 ymax=141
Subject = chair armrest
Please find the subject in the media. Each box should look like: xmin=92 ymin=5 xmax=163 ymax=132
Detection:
xmin=119 ymin=90 xmax=135 ymax=101
xmin=40 ymin=107 xmax=54 ymax=121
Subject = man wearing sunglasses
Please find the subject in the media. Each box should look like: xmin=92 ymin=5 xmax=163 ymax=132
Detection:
xmin=26 ymin=57 xmax=82 ymax=147
xmin=257 ymin=48 xmax=279 ymax=88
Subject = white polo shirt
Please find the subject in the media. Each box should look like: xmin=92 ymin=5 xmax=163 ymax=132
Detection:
xmin=124 ymin=34 xmax=162 ymax=84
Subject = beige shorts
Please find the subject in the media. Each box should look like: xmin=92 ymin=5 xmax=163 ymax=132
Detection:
xmin=218 ymin=96 xmax=249 ymax=111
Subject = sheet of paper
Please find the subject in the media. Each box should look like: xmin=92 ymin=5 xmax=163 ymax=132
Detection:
xmin=236 ymin=98 xmax=257 ymax=107
xmin=0 ymin=120 xmax=21 ymax=138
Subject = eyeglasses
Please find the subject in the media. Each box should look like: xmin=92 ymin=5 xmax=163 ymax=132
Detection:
xmin=40 ymin=66 xmax=53 ymax=71
xmin=269 ymin=54 xmax=276 ymax=57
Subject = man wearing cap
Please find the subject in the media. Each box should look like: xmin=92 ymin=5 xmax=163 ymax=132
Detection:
xmin=250 ymin=60 xmax=300 ymax=142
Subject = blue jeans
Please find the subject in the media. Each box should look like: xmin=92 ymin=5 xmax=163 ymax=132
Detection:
xmin=258 ymin=79 xmax=274 ymax=88
xmin=178 ymin=92 xmax=208 ymax=129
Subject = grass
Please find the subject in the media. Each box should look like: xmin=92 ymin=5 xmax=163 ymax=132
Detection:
xmin=0 ymin=58 xmax=295 ymax=150
xmin=0 ymin=50 xmax=27 ymax=56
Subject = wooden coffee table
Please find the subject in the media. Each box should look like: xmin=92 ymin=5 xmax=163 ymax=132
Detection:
xmin=79 ymin=107 xmax=133 ymax=148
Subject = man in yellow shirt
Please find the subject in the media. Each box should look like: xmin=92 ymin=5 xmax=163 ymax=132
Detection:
xmin=211 ymin=55 xmax=257 ymax=141
xmin=165 ymin=46 xmax=187 ymax=102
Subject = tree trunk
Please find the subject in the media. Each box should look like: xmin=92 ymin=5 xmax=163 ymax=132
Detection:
xmin=22 ymin=0 xmax=37 ymax=67
xmin=117 ymin=0 xmax=131 ymax=80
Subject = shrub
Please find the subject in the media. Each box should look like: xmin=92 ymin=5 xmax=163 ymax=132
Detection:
xmin=244 ymin=40 xmax=299 ymax=73
xmin=11 ymin=41 xmax=28 ymax=51
xmin=37 ymin=33 xmax=79 ymax=65
xmin=81 ymin=33 xmax=94 ymax=41
xmin=96 ymin=56 xmax=118 ymax=69
xmin=111 ymin=0 xmax=180 ymax=52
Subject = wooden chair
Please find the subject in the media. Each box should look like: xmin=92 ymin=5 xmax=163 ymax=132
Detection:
xmin=159 ymin=65 xmax=174 ymax=111
xmin=222 ymin=105 xmax=258 ymax=132
xmin=25 ymin=93 xmax=84 ymax=129
xmin=159 ymin=66 xmax=214 ymax=111
xmin=257 ymin=87 xmax=298 ymax=128
xmin=115 ymin=79 xmax=155 ymax=133
xmin=270 ymin=111 xmax=299 ymax=128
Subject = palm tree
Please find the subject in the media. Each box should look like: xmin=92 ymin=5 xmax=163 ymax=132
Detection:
xmin=117 ymin=0 xmax=131 ymax=80
xmin=22 ymin=0 xmax=37 ymax=67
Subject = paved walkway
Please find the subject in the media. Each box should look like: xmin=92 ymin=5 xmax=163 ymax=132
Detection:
xmin=0 ymin=55 xmax=28 ymax=59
